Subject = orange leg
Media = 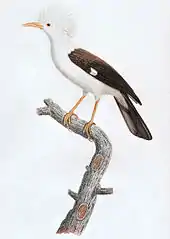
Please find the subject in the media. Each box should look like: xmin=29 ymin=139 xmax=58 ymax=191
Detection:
xmin=83 ymin=99 xmax=100 ymax=139
xmin=63 ymin=95 xmax=86 ymax=126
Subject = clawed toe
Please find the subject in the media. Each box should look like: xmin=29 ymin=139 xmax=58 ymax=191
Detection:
xmin=83 ymin=121 xmax=95 ymax=139
xmin=63 ymin=112 xmax=78 ymax=127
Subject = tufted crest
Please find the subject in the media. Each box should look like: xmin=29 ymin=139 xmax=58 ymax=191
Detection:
xmin=38 ymin=3 xmax=76 ymax=37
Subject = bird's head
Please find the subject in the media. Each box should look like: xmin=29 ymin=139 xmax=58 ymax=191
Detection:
xmin=23 ymin=3 xmax=76 ymax=40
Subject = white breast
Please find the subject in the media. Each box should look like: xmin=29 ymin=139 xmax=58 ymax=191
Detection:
xmin=50 ymin=40 xmax=120 ymax=99
xmin=53 ymin=54 xmax=120 ymax=98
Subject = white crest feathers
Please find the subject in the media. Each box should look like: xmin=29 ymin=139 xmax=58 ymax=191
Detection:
xmin=38 ymin=3 xmax=76 ymax=37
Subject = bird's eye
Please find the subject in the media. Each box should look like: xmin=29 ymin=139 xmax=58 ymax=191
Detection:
xmin=46 ymin=23 xmax=51 ymax=27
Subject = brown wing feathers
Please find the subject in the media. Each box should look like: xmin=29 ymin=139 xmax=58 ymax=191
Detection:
xmin=68 ymin=48 xmax=142 ymax=105
xmin=68 ymin=48 xmax=152 ymax=140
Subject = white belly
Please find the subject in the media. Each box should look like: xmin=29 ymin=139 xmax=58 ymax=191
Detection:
xmin=53 ymin=51 xmax=120 ymax=98
xmin=50 ymin=40 xmax=126 ymax=104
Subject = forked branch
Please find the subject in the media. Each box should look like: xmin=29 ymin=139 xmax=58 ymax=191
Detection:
xmin=37 ymin=99 xmax=113 ymax=235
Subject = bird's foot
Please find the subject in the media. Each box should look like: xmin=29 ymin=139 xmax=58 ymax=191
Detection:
xmin=63 ymin=111 xmax=78 ymax=127
xmin=83 ymin=121 xmax=95 ymax=140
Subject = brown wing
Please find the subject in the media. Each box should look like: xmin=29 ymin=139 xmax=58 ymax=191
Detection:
xmin=68 ymin=48 xmax=142 ymax=105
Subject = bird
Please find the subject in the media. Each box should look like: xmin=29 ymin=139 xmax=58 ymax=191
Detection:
xmin=23 ymin=3 xmax=152 ymax=140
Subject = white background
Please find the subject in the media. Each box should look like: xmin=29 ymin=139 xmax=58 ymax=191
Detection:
xmin=0 ymin=0 xmax=170 ymax=238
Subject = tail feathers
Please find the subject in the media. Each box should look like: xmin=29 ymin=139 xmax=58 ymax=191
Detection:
xmin=114 ymin=94 xmax=152 ymax=140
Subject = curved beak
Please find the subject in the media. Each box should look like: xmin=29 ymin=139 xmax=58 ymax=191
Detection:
xmin=22 ymin=22 xmax=43 ymax=30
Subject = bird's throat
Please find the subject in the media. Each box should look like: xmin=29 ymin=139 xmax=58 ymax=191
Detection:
xmin=49 ymin=33 xmax=75 ymax=74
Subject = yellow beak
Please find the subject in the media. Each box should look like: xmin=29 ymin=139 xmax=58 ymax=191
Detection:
xmin=22 ymin=22 xmax=43 ymax=30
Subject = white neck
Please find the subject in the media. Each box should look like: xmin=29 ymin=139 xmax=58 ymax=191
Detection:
xmin=48 ymin=32 xmax=75 ymax=66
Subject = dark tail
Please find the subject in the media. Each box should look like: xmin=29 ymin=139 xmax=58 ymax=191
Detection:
xmin=114 ymin=94 xmax=152 ymax=140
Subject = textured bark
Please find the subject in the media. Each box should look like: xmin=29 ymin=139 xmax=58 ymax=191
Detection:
xmin=37 ymin=99 xmax=113 ymax=235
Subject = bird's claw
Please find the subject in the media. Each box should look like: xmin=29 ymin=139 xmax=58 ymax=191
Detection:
xmin=63 ymin=112 xmax=78 ymax=127
xmin=83 ymin=121 xmax=95 ymax=140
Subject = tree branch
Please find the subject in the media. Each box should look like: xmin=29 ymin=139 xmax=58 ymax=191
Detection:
xmin=37 ymin=99 xmax=113 ymax=235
